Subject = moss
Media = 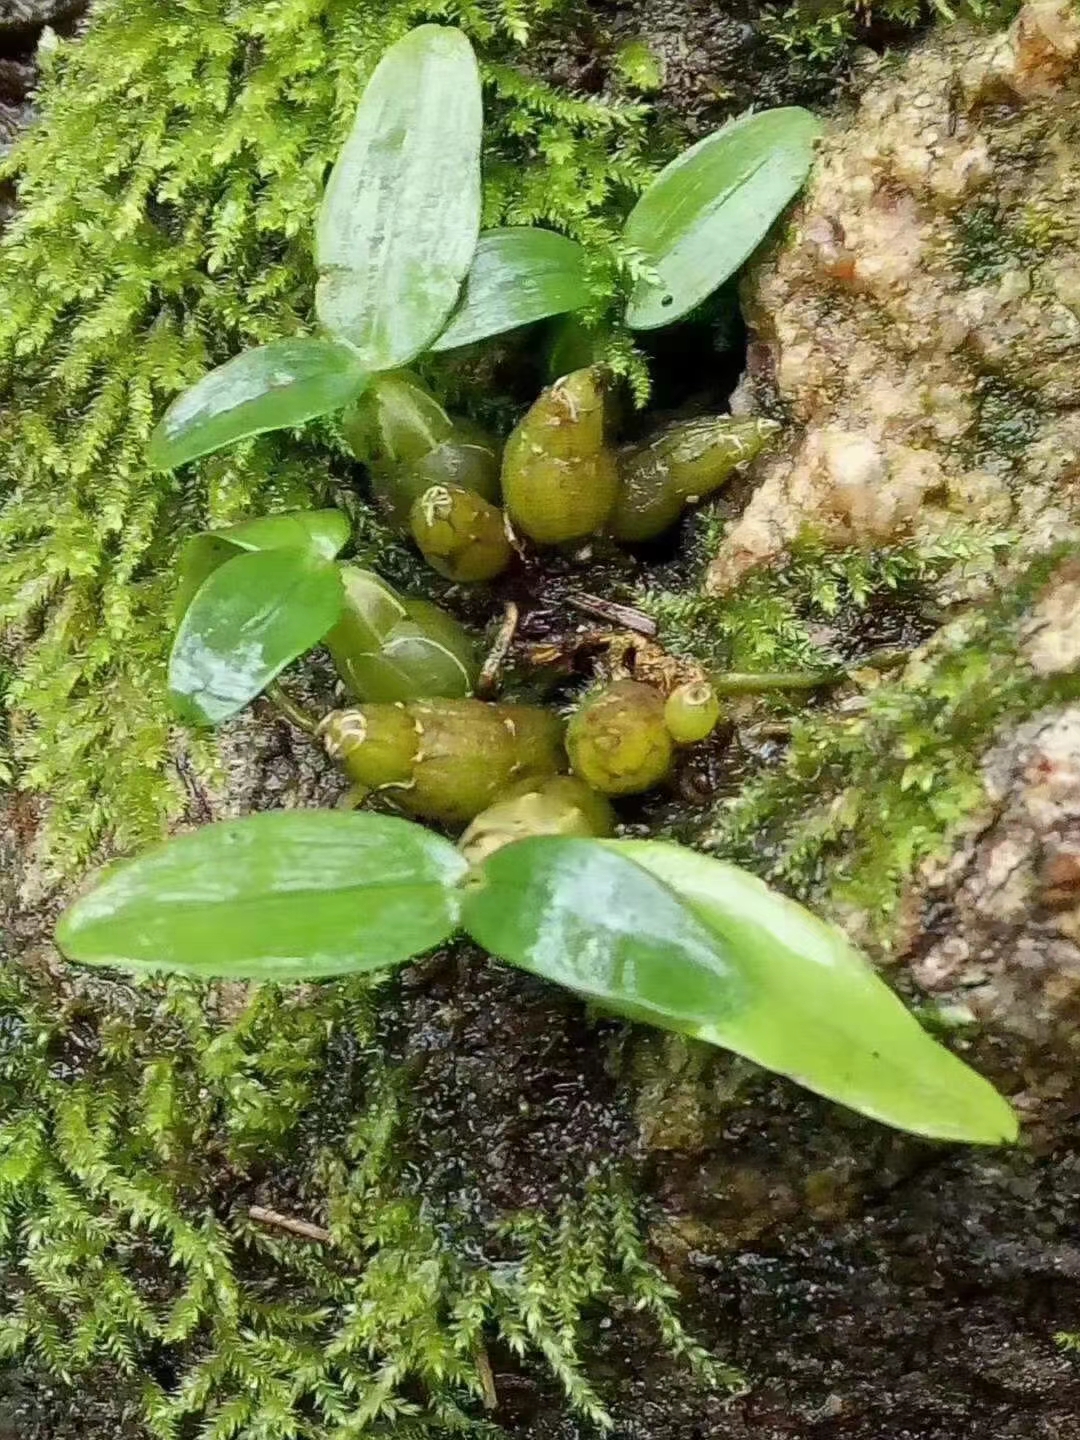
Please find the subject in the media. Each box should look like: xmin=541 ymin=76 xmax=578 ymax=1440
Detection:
xmin=699 ymin=544 xmax=1080 ymax=943
xmin=0 ymin=0 xmax=656 ymax=872
xmin=644 ymin=526 xmax=1005 ymax=678
xmin=0 ymin=960 xmax=731 ymax=1437
xmin=954 ymin=200 xmax=1066 ymax=286
xmin=968 ymin=375 xmax=1044 ymax=469
xmin=765 ymin=0 xmax=1021 ymax=65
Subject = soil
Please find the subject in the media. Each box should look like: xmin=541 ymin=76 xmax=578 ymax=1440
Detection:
xmin=386 ymin=961 xmax=1080 ymax=1440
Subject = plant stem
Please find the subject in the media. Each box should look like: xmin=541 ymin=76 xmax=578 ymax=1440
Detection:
xmin=709 ymin=669 xmax=841 ymax=696
xmin=265 ymin=682 xmax=320 ymax=735
xmin=478 ymin=600 xmax=520 ymax=698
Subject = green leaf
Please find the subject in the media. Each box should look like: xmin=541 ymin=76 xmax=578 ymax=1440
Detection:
xmin=56 ymin=811 xmax=467 ymax=981
xmin=614 ymin=840 xmax=1018 ymax=1145
xmin=462 ymin=836 xmax=750 ymax=1032
xmin=463 ymin=836 xmax=1017 ymax=1143
xmin=431 ymin=228 xmax=591 ymax=352
xmin=168 ymin=547 xmax=344 ymax=727
xmin=315 ymin=25 xmax=483 ymax=369
xmin=147 ymin=338 xmax=369 ymax=470
xmin=623 ymin=107 xmax=822 ymax=329
xmin=325 ymin=567 xmax=478 ymax=702
xmin=175 ymin=509 xmax=350 ymax=619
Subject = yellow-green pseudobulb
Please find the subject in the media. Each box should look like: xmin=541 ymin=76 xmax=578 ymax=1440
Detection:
xmin=320 ymin=698 xmax=565 ymax=824
xmin=409 ymin=484 xmax=512 ymax=582
xmin=458 ymin=774 xmax=616 ymax=865
xmin=663 ymin=681 xmax=722 ymax=744
xmin=343 ymin=370 xmax=501 ymax=528
xmin=325 ymin=566 xmax=479 ymax=702
xmin=566 ymin=679 xmax=673 ymax=796
xmin=501 ymin=367 xmax=620 ymax=544
xmin=610 ymin=416 xmax=780 ymax=542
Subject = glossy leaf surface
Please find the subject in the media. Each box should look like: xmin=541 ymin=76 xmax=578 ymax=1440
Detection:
xmin=148 ymin=338 xmax=369 ymax=470
xmin=315 ymin=25 xmax=483 ymax=369
xmin=624 ymin=107 xmax=822 ymax=329
xmin=175 ymin=509 xmax=350 ymax=619
xmin=168 ymin=548 xmax=344 ymax=726
xmin=325 ymin=566 xmax=477 ymax=702
xmin=56 ymin=811 xmax=467 ymax=980
xmin=432 ymin=227 xmax=591 ymax=352
xmin=462 ymin=837 xmax=749 ymax=1030
xmin=615 ymin=841 xmax=1018 ymax=1144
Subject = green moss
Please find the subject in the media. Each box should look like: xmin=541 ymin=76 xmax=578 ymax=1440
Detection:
xmin=644 ymin=528 xmax=1009 ymax=680
xmin=765 ymin=0 xmax=1020 ymax=64
xmin=702 ymin=545 xmax=1080 ymax=942
xmin=968 ymin=375 xmax=1043 ymax=469
xmin=0 ymin=0 xmax=655 ymax=872
xmin=953 ymin=200 xmax=1066 ymax=287
xmin=0 ymin=961 xmax=731 ymax=1436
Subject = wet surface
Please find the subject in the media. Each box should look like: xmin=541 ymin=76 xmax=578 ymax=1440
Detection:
xmin=534 ymin=0 xmax=906 ymax=135
xmin=393 ymin=950 xmax=636 ymax=1224
xmin=371 ymin=946 xmax=1080 ymax=1439
xmin=5 ymin=5 xmax=1080 ymax=1438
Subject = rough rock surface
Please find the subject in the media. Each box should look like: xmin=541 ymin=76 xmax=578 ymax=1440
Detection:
xmin=710 ymin=0 xmax=1080 ymax=596
xmin=904 ymin=700 xmax=1080 ymax=1086
xmin=9 ymin=6 xmax=1080 ymax=1439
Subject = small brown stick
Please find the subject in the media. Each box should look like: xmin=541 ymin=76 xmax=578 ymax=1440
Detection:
xmin=474 ymin=1343 xmax=498 ymax=1410
xmin=564 ymin=591 xmax=657 ymax=638
xmin=478 ymin=600 xmax=520 ymax=697
xmin=248 ymin=1205 xmax=332 ymax=1245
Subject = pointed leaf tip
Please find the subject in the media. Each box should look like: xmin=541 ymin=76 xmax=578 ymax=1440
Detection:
xmin=624 ymin=106 xmax=822 ymax=329
xmin=613 ymin=840 xmax=1018 ymax=1145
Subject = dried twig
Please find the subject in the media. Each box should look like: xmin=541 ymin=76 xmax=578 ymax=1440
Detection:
xmin=564 ymin=591 xmax=657 ymax=637
xmin=248 ymin=1205 xmax=332 ymax=1244
xmin=474 ymin=1343 xmax=498 ymax=1410
xmin=478 ymin=600 xmax=520 ymax=697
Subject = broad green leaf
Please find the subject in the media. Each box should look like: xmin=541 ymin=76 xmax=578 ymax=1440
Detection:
xmin=56 ymin=811 xmax=467 ymax=981
xmin=624 ymin=107 xmax=822 ymax=329
xmin=148 ymin=338 xmax=369 ymax=470
xmin=462 ymin=836 xmax=750 ymax=1032
xmin=206 ymin=510 xmax=351 ymax=560
xmin=175 ymin=509 xmax=350 ymax=619
xmin=315 ymin=25 xmax=483 ymax=369
xmin=431 ymin=228 xmax=591 ymax=352
xmin=168 ymin=547 xmax=344 ymax=727
xmin=614 ymin=840 xmax=1018 ymax=1145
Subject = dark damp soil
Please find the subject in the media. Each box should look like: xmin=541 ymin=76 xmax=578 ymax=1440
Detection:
xmin=534 ymin=0 xmax=926 ymax=138
xmin=347 ymin=906 xmax=1080 ymax=1440
xmin=390 ymin=951 xmax=637 ymax=1223
xmin=6 ymin=3 xmax=1075 ymax=1438
xmin=378 ymin=957 xmax=1080 ymax=1440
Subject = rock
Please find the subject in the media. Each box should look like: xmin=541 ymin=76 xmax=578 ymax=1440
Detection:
xmin=0 ymin=2 xmax=83 ymax=32
xmin=1 ymin=2 xmax=88 ymax=224
xmin=903 ymin=701 xmax=1080 ymax=1081
xmin=1021 ymin=559 xmax=1080 ymax=676
xmin=709 ymin=0 xmax=1080 ymax=595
